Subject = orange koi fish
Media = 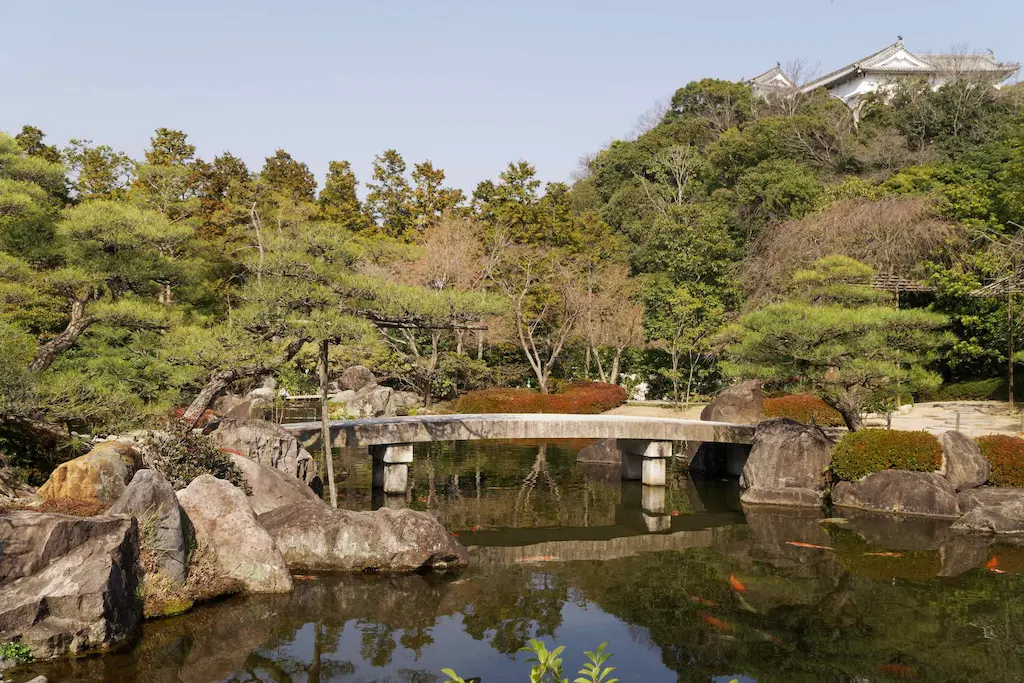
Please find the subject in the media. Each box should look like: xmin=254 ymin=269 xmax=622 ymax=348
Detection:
xmin=470 ymin=525 xmax=481 ymax=532
xmin=987 ymin=556 xmax=1000 ymax=569
xmin=756 ymin=629 xmax=785 ymax=647
xmin=514 ymin=555 xmax=557 ymax=563
xmin=418 ymin=497 xmax=427 ymax=503
xmin=879 ymin=662 xmax=917 ymax=679
xmin=729 ymin=574 xmax=747 ymax=593
xmin=864 ymin=552 xmax=904 ymax=558
xmin=786 ymin=541 xmax=834 ymax=550
xmin=293 ymin=575 xmax=317 ymax=580
xmin=687 ymin=595 xmax=718 ymax=607
xmin=700 ymin=613 xmax=732 ymax=633
xmin=672 ymin=509 xmax=680 ymax=516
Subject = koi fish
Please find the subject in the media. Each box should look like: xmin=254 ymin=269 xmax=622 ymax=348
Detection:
xmin=786 ymin=541 xmax=834 ymax=550
xmin=470 ymin=525 xmax=481 ymax=532
xmin=293 ymin=575 xmax=317 ymax=580
xmin=687 ymin=595 xmax=718 ymax=607
xmin=672 ymin=509 xmax=680 ymax=516
xmin=514 ymin=555 xmax=557 ymax=563
xmin=864 ymin=552 xmax=904 ymax=558
xmin=755 ymin=629 xmax=785 ymax=647
xmin=450 ymin=532 xmax=459 ymax=537
xmin=700 ymin=613 xmax=732 ymax=633
xmin=879 ymin=662 xmax=917 ymax=679
xmin=818 ymin=517 xmax=849 ymax=526
xmin=418 ymin=497 xmax=427 ymax=503
xmin=986 ymin=556 xmax=1000 ymax=569
xmin=448 ymin=577 xmax=471 ymax=586
xmin=729 ymin=574 xmax=747 ymax=593
xmin=736 ymin=594 xmax=759 ymax=614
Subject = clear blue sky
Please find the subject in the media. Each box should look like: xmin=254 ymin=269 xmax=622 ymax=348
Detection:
xmin=3 ymin=0 xmax=1021 ymax=195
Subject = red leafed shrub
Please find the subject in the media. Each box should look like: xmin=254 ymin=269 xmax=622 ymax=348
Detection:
xmin=456 ymin=382 xmax=627 ymax=415
xmin=763 ymin=394 xmax=845 ymax=427
xmin=976 ymin=435 xmax=1024 ymax=487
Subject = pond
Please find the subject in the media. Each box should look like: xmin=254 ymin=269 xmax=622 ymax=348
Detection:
xmin=23 ymin=440 xmax=1024 ymax=682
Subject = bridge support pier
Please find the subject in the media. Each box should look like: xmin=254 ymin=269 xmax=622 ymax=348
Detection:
xmin=370 ymin=443 xmax=413 ymax=495
xmin=618 ymin=439 xmax=671 ymax=487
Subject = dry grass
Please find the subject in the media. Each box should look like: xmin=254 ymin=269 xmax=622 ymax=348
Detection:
xmin=0 ymin=498 xmax=109 ymax=517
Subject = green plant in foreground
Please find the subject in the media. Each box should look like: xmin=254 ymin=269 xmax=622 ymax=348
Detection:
xmin=442 ymin=640 xmax=617 ymax=683
xmin=0 ymin=641 xmax=33 ymax=664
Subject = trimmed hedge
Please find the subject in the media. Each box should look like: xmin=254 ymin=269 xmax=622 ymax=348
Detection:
xmin=456 ymin=382 xmax=627 ymax=415
xmin=976 ymin=435 xmax=1024 ymax=487
xmin=831 ymin=429 xmax=942 ymax=482
xmin=918 ymin=378 xmax=1007 ymax=402
xmin=763 ymin=394 xmax=845 ymax=427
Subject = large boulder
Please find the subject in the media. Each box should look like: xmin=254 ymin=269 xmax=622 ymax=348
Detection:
xmin=259 ymin=502 xmax=469 ymax=572
xmin=37 ymin=441 xmax=143 ymax=505
xmin=0 ymin=511 xmax=142 ymax=660
xmin=176 ymin=475 xmax=292 ymax=594
xmin=701 ymin=380 xmax=763 ymax=424
xmin=939 ymin=431 xmax=991 ymax=492
xmin=832 ymin=470 xmax=961 ymax=519
xmin=347 ymin=385 xmax=395 ymax=418
xmin=577 ymin=439 xmax=621 ymax=464
xmin=225 ymin=453 xmax=327 ymax=516
xmin=208 ymin=418 xmax=317 ymax=485
xmin=339 ymin=365 xmax=377 ymax=392
xmin=952 ymin=487 xmax=1024 ymax=535
xmin=739 ymin=419 xmax=835 ymax=507
xmin=108 ymin=469 xmax=189 ymax=584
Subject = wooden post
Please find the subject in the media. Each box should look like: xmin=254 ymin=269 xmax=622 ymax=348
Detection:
xmin=319 ymin=340 xmax=337 ymax=509
xmin=955 ymin=411 xmax=961 ymax=433
xmin=1010 ymin=276 xmax=1015 ymax=415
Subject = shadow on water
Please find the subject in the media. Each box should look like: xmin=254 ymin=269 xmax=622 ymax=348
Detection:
xmin=23 ymin=440 xmax=1024 ymax=683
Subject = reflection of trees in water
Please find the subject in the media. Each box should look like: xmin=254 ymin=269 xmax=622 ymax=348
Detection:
xmin=461 ymin=567 xmax=569 ymax=655
xmin=358 ymin=621 xmax=399 ymax=667
xmin=239 ymin=622 xmax=355 ymax=683
xmin=514 ymin=444 xmax=562 ymax=526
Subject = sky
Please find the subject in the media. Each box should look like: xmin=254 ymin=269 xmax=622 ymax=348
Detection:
xmin=3 ymin=0 xmax=1022 ymax=196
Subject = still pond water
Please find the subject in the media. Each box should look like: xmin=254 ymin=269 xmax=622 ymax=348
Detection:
xmin=26 ymin=440 xmax=1024 ymax=682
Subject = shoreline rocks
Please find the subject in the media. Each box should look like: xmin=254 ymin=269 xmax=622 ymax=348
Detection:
xmin=37 ymin=441 xmax=143 ymax=505
xmin=0 ymin=512 xmax=142 ymax=660
xmin=939 ymin=431 xmax=990 ymax=492
xmin=176 ymin=475 xmax=293 ymax=594
xmin=209 ymin=419 xmax=318 ymax=485
xmin=109 ymin=470 xmax=189 ymax=584
xmin=260 ymin=502 xmax=469 ymax=572
xmin=952 ymin=487 xmax=1024 ymax=535
xmin=226 ymin=453 xmax=327 ymax=516
xmin=833 ymin=470 xmax=961 ymax=519
xmin=740 ymin=418 xmax=835 ymax=507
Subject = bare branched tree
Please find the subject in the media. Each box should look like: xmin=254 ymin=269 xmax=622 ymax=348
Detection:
xmin=742 ymin=196 xmax=964 ymax=302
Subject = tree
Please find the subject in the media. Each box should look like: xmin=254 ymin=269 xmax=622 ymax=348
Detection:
xmin=669 ymin=79 xmax=753 ymax=134
xmin=723 ymin=256 xmax=951 ymax=430
xmin=579 ymin=263 xmax=645 ymax=384
xmin=63 ymin=139 xmax=134 ymax=201
xmin=318 ymin=160 xmax=367 ymax=230
xmin=645 ymin=279 xmax=724 ymax=404
xmin=365 ymin=150 xmax=413 ymax=238
xmin=14 ymin=125 xmax=62 ymax=164
xmin=411 ymin=160 xmax=464 ymax=230
xmin=488 ymin=243 xmax=583 ymax=393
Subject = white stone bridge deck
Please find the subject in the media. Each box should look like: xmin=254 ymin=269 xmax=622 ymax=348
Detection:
xmin=283 ymin=413 xmax=755 ymax=449
xmin=282 ymin=413 xmax=755 ymax=496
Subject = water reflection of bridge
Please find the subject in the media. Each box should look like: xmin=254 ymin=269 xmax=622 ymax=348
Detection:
xmin=285 ymin=413 xmax=755 ymax=495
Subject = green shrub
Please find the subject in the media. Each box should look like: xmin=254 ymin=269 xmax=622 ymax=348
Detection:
xmin=0 ymin=641 xmax=33 ymax=664
xmin=763 ymin=394 xmax=845 ymax=427
xmin=145 ymin=422 xmax=250 ymax=493
xmin=918 ymin=378 xmax=1007 ymax=402
xmin=976 ymin=435 xmax=1024 ymax=487
xmin=831 ymin=429 xmax=942 ymax=481
xmin=456 ymin=382 xmax=627 ymax=415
